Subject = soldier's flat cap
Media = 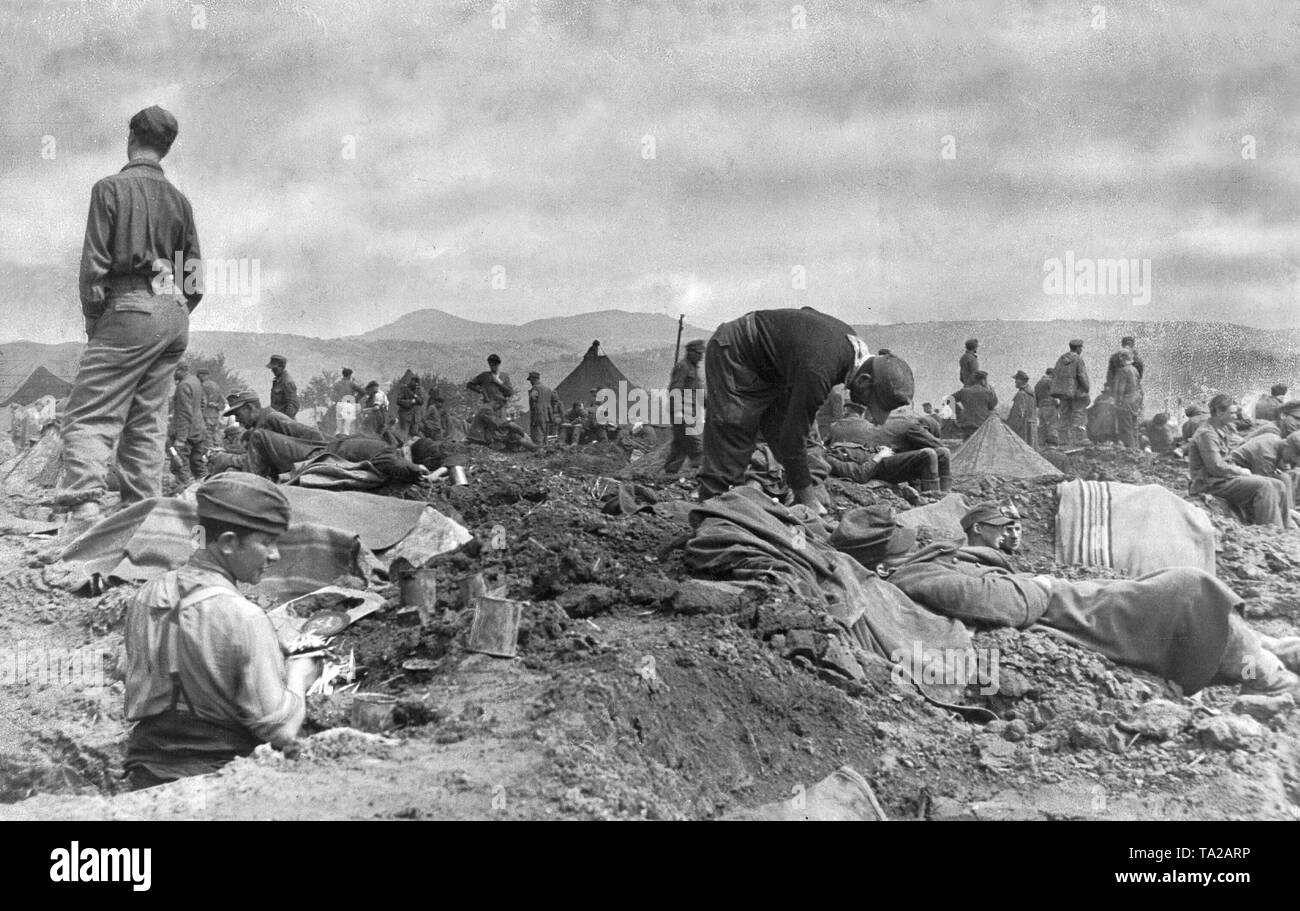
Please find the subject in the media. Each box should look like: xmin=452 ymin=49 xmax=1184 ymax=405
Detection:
xmin=266 ymin=354 xmax=288 ymax=368
xmin=829 ymin=505 xmax=916 ymax=570
xmin=685 ymin=339 xmax=706 ymax=351
xmin=129 ymin=105 xmax=178 ymax=148
xmin=961 ymin=501 xmax=1021 ymax=533
xmin=1068 ymin=338 xmax=1084 ymax=347
xmin=527 ymin=370 xmax=541 ymax=380
xmin=1012 ymin=370 xmax=1029 ymax=382
xmin=196 ymin=473 xmax=291 ymax=536
xmin=222 ymin=390 xmax=261 ymax=415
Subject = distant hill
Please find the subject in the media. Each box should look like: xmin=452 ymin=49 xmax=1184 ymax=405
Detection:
xmin=358 ymin=307 xmax=709 ymax=351
xmin=6 ymin=314 xmax=1297 ymax=422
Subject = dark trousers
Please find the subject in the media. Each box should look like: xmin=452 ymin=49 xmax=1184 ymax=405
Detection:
xmin=173 ymin=434 xmax=207 ymax=483
xmin=245 ymin=428 xmax=324 ymax=478
xmin=873 ymin=448 xmax=950 ymax=488
xmin=700 ymin=324 xmax=817 ymax=499
xmin=1115 ymin=407 xmax=1139 ymax=448
xmin=664 ymin=410 xmax=703 ymax=474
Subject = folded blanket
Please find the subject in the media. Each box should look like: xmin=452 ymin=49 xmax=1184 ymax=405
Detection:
xmin=54 ymin=496 xmax=360 ymax=599
xmin=685 ymin=487 xmax=970 ymax=702
xmin=288 ymin=453 xmax=387 ymax=490
xmin=1055 ymin=479 xmax=1216 ymax=576
xmin=54 ymin=485 xmax=440 ymax=596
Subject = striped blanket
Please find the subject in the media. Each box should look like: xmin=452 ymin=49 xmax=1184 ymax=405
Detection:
xmin=1055 ymin=480 xmax=1216 ymax=576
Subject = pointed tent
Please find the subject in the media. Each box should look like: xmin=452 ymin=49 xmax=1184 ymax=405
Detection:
xmin=1 ymin=366 xmax=72 ymax=407
xmin=554 ymin=349 xmax=636 ymax=409
xmin=950 ymin=416 xmax=1061 ymax=478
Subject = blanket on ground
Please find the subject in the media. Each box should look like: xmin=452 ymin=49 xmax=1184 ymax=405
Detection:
xmin=1055 ymin=479 xmax=1216 ymax=576
xmin=52 ymin=486 xmax=439 ymax=597
xmin=685 ymin=487 xmax=969 ymax=702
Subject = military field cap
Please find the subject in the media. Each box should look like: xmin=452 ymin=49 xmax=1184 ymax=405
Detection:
xmin=1045 ymin=367 xmax=1055 ymax=374
xmin=527 ymin=370 xmax=540 ymax=380
xmin=174 ymin=363 xmax=189 ymax=374
xmin=487 ymin=353 xmax=501 ymax=364
xmin=961 ymin=501 xmax=1022 ymax=533
xmin=266 ymin=354 xmax=287 ymax=368
xmin=366 ymin=380 xmax=379 ymax=389
xmin=1069 ymin=338 xmax=1084 ymax=347
xmin=1013 ymin=370 xmax=1029 ymax=382
xmin=222 ymin=390 xmax=260 ymax=415
xmin=129 ymin=105 xmax=178 ymax=148
xmin=1271 ymin=384 xmax=1288 ymax=396
xmin=1184 ymin=404 xmax=1206 ymax=417
xmin=965 ymin=338 xmax=978 ymax=348
xmin=195 ymin=367 xmax=209 ymax=376
xmin=196 ymin=473 xmax=291 ymax=536
xmin=685 ymin=339 xmax=706 ymax=351
xmin=829 ymin=505 xmax=917 ymax=569
xmin=974 ymin=370 xmax=988 ymax=381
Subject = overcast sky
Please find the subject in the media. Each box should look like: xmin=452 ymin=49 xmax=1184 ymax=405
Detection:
xmin=0 ymin=0 xmax=1296 ymax=344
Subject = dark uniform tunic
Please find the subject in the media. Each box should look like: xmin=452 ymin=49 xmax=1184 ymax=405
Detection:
xmin=699 ymin=308 xmax=868 ymax=498
xmin=270 ymin=371 xmax=299 ymax=418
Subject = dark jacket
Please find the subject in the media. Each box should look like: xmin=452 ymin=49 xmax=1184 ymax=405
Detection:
xmin=714 ymin=308 xmax=862 ymax=490
xmin=79 ymin=159 xmax=202 ymax=317
xmin=270 ymin=371 xmax=299 ymax=418
xmin=1050 ymin=352 xmax=1090 ymax=401
xmin=1033 ymin=375 xmax=1055 ymax=407
xmin=953 ymin=384 xmax=999 ymax=430
xmin=170 ymin=374 xmax=205 ymax=441
xmin=959 ymin=350 xmax=979 ymax=387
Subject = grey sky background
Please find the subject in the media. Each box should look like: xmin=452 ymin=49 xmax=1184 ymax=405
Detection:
xmin=0 ymin=0 xmax=1296 ymax=344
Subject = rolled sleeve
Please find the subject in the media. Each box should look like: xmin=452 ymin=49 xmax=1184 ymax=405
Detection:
xmin=233 ymin=613 xmax=301 ymax=744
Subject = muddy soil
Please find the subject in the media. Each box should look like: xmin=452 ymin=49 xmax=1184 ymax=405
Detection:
xmin=3 ymin=441 xmax=1300 ymax=820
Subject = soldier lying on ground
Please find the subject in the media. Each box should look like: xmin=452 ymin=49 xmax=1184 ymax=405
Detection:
xmin=835 ymin=501 xmax=1300 ymax=698
xmin=209 ymin=429 xmax=429 ymax=483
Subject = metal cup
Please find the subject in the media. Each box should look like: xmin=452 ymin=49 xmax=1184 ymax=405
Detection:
xmin=350 ymin=693 xmax=398 ymax=732
xmin=449 ymin=465 xmax=469 ymax=485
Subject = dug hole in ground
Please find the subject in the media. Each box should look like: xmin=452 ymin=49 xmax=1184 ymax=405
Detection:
xmin=3 ymin=440 xmax=1300 ymax=820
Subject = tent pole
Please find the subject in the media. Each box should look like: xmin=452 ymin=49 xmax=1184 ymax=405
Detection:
xmin=673 ymin=314 xmax=684 ymax=372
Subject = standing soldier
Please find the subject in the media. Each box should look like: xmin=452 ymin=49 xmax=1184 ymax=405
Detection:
xmin=267 ymin=355 xmax=299 ymax=418
xmin=169 ymin=363 xmax=206 ymax=483
xmin=1050 ymin=339 xmax=1090 ymax=446
xmin=58 ymin=106 xmax=202 ymax=535
xmin=1006 ymin=370 xmax=1038 ymax=446
xmin=1111 ymin=350 xmax=1143 ymax=448
xmin=1034 ymin=367 xmax=1057 ymax=446
xmin=526 ymin=370 xmax=560 ymax=446
xmin=959 ymin=339 xmax=980 ymax=387
xmin=196 ymin=367 xmax=222 ymax=450
xmin=664 ymin=338 xmax=705 ymax=475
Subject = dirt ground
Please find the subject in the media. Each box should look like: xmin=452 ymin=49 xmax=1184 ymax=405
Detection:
xmin=3 ymin=439 xmax=1300 ymax=821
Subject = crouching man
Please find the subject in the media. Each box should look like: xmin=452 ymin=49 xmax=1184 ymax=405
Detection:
xmin=122 ymin=474 xmax=322 ymax=788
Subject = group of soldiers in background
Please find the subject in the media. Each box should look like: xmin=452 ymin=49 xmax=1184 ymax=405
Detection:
xmin=950 ymin=335 xmax=1147 ymax=450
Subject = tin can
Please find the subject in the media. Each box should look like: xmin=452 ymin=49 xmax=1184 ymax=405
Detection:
xmin=449 ymin=465 xmax=469 ymax=486
xmin=350 ymin=693 xmax=398 ymax=732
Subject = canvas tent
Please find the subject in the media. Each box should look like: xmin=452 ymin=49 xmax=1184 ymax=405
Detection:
xmin=949 ymin=415 xmax=1061 ymax=478
xmin=554 ymin=348 xmax=636 ymax=410
xmin=1 ymin=366 xmax=73 ymax=407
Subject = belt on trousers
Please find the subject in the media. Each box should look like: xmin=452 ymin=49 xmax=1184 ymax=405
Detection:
xmin=104 ymin=274 xmax=159 ymax=294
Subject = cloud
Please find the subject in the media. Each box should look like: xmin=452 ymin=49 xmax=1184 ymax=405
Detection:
xmin=0 ymin=0 xmax=1297 ymax=344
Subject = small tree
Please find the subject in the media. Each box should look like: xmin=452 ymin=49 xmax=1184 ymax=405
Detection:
xmin=182 ymin=350 xmax=245 ymax=396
